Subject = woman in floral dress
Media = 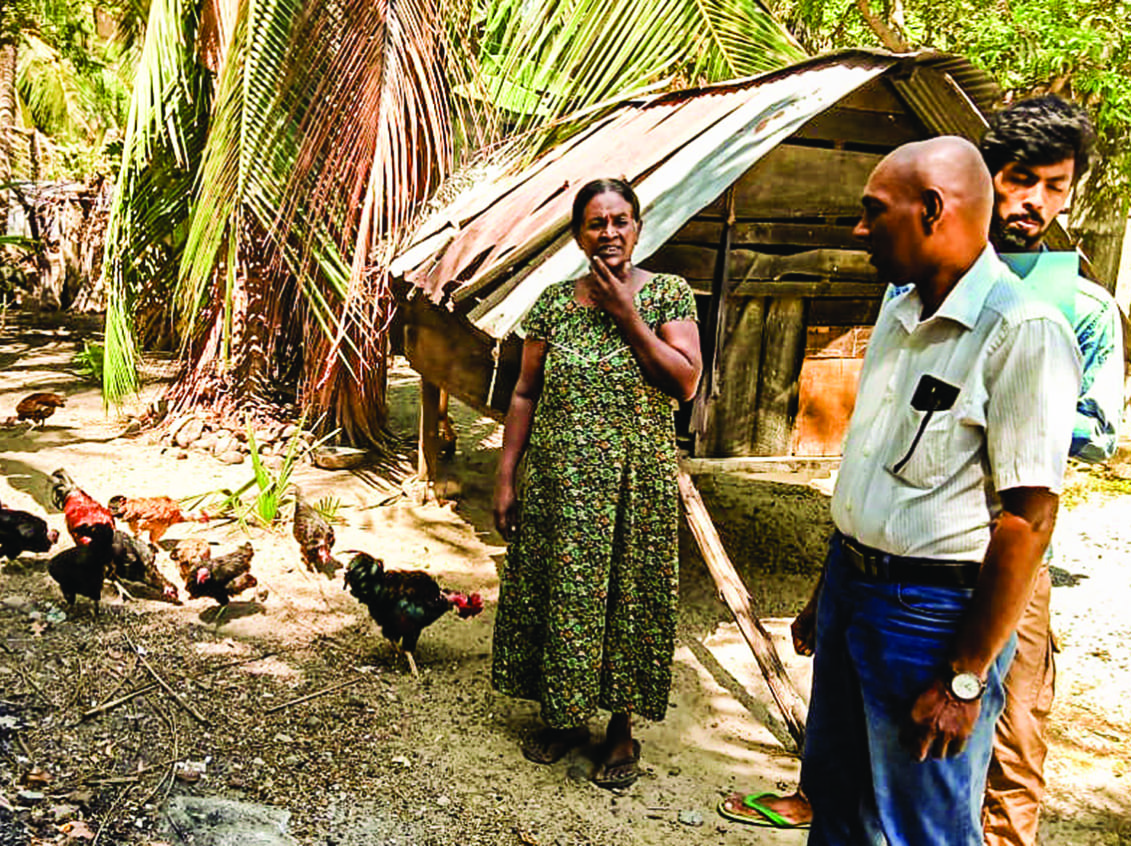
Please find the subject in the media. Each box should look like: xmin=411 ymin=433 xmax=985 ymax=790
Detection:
xmin=492 ymin=179 xmax=701 ymax=789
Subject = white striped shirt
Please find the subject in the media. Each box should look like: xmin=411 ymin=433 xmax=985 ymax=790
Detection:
xmin=831 ymin=246 xmax=1081 ymax=561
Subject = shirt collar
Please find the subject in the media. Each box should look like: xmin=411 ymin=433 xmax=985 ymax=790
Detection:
xmin=888 ymin=245 xmax=1004 ymax=333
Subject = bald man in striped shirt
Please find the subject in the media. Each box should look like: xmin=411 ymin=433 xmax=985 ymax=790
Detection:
xmin=803 ymin=138 xmax=1078 ymax=845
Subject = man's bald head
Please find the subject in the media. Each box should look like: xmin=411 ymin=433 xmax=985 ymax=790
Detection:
xmin=854 ymin=136 xmax=994 ymax=297
xmin=878 ymin=137 xmax=994 ymax=232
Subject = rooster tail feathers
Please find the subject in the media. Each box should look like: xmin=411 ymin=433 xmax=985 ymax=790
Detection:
xmin=50 ymin=469 xmax=74 ymax=509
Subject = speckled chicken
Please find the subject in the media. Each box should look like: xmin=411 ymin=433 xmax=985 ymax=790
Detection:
xmin=111 ymin=531 xmax=180 ymax=603
xmin=181 ymin=542 xmax=257 ymax=606
xmin=344 ymin=551 xmax=483 ymax=677
xmin=292 ymin=487 xmax=336 ymax=575
xmin=15 ymin=392 xmax=66 ymax=425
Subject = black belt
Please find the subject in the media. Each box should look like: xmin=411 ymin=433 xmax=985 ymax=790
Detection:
xmin=838 ymin=534 xmax=981 ymax=589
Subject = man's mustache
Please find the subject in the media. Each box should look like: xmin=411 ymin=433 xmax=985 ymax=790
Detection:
xmin=1004 ymin=211 xmax=1046 ymax=228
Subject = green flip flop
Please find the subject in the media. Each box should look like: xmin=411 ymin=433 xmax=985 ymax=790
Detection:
xmin=716 ymin=792 xmax=811 ymax=829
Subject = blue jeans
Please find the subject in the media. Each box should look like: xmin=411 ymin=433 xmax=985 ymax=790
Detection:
xmin=801 ymin=535 xmax=1016 ymax=846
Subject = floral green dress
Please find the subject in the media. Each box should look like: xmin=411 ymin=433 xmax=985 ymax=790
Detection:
xmin=491 ymin=273 xmax=698 ymax=728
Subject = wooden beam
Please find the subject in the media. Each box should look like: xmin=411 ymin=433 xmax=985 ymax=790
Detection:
xmin=418 ymin=379 xmax=441 ymax=483
xmin=665 ymin=220 xmax=862 ymax=251
xmin=730 ymin=281 xmax=884 ymax=299
xmin=731 ymin=144 xmax=883 ymax=219
xmin=677 ymin=470 xmax=808 ymax=751
xmin=696 ymin=296 xmax=765 ymax=457
xmin=753 ymin=297 xmax=809 ymax=455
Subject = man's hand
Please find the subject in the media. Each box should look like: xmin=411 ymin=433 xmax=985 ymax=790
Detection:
xmin=791 ymin=598 xmax=817 ymax=656
xmin=903 ymin=678 xmax=981 ymax=761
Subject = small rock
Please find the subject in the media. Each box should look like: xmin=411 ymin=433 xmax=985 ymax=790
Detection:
xmin=219 ymin=451 xmax=245 ymax=465
xmin=566 ymin=764 xmax=588 ymax=782
xmin=436 ymin=796 xmax=450 ymax=808
xmin=677 ymin=810 xmax=704 ymax=827
xmin=390 ymin=755 xmax=411 ymax=768
xmin=2 ymin=596 xmax=31 ymax=610
xmin=303 ymin=716 xmax=320 ymax=730
xmin=175 ymin=418 xmax=205 ymax=448
xmin=197 ymin=433 xmax=217 ymax=452
xmin=176 ymin=451 xmax=189 ymax=460
xmin=213 ymin=434 xmax=234 ymax=456
xmin=16 ymin=790 xmax=44 ymax=804
xmin=283 ymin=756 xmax=302 ymax=767
xmin=273 ymin=734 xmax=294 ymax=744
xmin=281 ymin=424 xmax=298 ymax=440
xmin=252 ymin=758 xmax=265 ymax=767
xmin=668 ymin=766 xmax=682 ymax=777
xmin=122 ymin=419 xmax=143 ymax=436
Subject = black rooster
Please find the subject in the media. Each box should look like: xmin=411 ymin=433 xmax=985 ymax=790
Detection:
xmin=344 ymin=552 xmax=483 ymax=677
xmin=0 ymin=501 xmax=58 ymax=560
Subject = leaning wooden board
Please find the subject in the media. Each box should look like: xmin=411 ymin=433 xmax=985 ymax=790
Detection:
xmin=677 ymin=469 xmax=809 ymax=750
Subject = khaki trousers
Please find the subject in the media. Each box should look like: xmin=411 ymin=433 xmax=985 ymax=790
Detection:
xmin=983 ymin=567 xmax=1055 ymax=846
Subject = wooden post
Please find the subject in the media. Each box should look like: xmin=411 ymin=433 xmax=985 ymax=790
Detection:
xmin=678 ymin=469 xmax=808 ymax=751
xmin=752 ymin=296 xmax=809 ymax=455
xmin=418 ymin=378 xmax=441 ymax=483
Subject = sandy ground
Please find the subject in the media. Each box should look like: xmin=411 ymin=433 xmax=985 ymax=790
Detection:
xmin=0 ymin=311 xmax=1128 ymax=845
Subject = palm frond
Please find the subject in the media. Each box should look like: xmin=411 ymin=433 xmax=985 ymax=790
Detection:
xmin=100 ymin=0 xmax=211 ymax=405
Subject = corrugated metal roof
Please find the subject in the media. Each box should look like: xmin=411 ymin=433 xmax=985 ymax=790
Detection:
xmin=395 ymin=49 xmax=1000 ymax=341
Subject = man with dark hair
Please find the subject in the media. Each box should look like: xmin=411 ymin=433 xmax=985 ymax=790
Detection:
xmin=979 ymin=95 xmax=1123 ymax=846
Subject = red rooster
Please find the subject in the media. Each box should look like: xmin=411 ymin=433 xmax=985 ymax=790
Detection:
xmin=344 ymin=551 xmax=483 ymax=677
xmin=51 ymin=469 xmax=115 ymax=549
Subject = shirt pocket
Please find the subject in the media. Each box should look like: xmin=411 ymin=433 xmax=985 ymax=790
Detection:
xmin=885 ymin=406 xmax=957 ymax=489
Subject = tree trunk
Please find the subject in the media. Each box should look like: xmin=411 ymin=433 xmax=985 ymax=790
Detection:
xmin=0 ymin=38 xmax=18 ymax=232
xmin=1071 ymin=192 xmax=1128 ymax=293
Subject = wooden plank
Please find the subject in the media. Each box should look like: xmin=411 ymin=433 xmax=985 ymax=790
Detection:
xmin=731 ymin=221 xmax=863 ymax=250
xmin=695 ymin=296 xmax=765 ymax=457
xmin=836 ymin=75 xmax=911 ymax=113
xmin=651 ymin=246 xmax=877 ymax=288
xmin=668 ymin=220 xmax=862 ymax=251
xmin=753 ymin=297 xmax=808 ymax=455
xmin=809 ymin=297 xmax=882 ymax=326
xmin=418 ymin=379 xmax=441 ymax=483
xmin=731 ymin=145 xmax=883 ymax=219
xmin=731 ymin=281 xmax=884 ymax=299
xmin=792 ymin=106 xmax=922 ymax=148
xmin=403 ymin=297 xmax=519 ymax=419
xmin=681 ymin=455 xmax=841 ymax=473
xmin=677 ymin=470 xmax=809 ymax=751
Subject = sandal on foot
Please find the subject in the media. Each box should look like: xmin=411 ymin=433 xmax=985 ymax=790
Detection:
xmin=716 ymin=792 xmax=811 ymax=829
xmin=521 ymin=727 xmax=590 ymax=764
xmin=592 ymin=739 xmax=641 ymax=790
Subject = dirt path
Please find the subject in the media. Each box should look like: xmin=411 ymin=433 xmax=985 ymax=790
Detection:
xmin=0 ymin=313 xmax=1128 ymax=845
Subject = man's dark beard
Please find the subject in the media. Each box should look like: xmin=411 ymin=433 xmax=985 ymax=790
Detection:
xmin=991 ymin=214 xmax=1048 ymax=251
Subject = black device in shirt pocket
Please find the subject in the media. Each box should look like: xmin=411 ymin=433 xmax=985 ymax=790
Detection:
xmin=892 ymin=375 xmax=961 ymax=475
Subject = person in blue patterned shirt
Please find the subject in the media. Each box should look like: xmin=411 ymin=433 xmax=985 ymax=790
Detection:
xmin=718 ymin=98 xmax=1124 ymax=842
xmin=979 ymin=95 xmax=1124 ymax=846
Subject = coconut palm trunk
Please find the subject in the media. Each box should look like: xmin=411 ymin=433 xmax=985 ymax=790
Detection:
xmin=0 ymin=38 xmax=17 ymax=230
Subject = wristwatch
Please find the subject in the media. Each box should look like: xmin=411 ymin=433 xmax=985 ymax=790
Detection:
xmin=946 ymin=668 xmax=986 ymax=702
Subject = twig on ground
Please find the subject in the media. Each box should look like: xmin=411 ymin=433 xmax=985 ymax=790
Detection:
xmin=263 ymin=677 xmax=364 ymax=715
xmin=123 ymin=632 xmax=206 ymax=724
xmin=92 ymin=782 xmax=133 ymax=846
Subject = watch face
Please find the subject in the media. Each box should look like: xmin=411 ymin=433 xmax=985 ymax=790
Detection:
xmin=950 ymin=672 xmax=983 ymax=701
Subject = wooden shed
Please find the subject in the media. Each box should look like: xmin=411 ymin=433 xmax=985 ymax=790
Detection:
xmin=393 ymin=50 xmax=1070 ymax=471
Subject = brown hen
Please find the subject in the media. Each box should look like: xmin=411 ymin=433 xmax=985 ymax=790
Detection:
xmin=106 ymin=495 xmax=208 ymax=544
xmin=15 ymin=392 xmax=66 ymax=425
